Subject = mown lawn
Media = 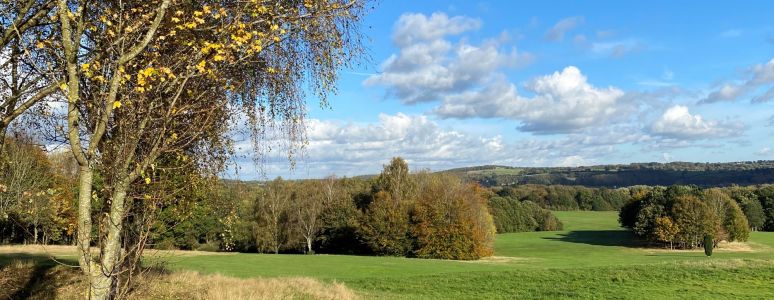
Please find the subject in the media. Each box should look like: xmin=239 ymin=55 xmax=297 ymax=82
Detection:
xmin=4 ymin=211 xmax=774 ymax=299
xmin=163 ymin=211 xmax=774 ymax=298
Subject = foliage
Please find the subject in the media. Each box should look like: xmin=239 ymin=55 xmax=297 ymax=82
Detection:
xmin=704 ymin=235 xmax=713 ymax=256
xmin=620 ymin=185 xmax=752 ymax=248
xmin=0 ymin=138 xmax=75 ymax=245
xmin=412 ymin=174 xmax=495 ymax=260
xmin=488 ymin=196 xmax=562 ymax=233
xmin=493 ymin=185 xmax=631 ymax=211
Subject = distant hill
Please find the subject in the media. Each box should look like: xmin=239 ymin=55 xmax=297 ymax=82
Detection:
xmin=442 ymin=161 xmax=774 ymax=188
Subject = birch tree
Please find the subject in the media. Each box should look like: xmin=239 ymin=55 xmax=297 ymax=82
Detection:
xmin=53 ymin=0 xmax=367 ymax=298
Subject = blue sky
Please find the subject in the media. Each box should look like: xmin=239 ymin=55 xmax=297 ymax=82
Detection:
xmin=232 ymin=0 xmax=774 ymax=179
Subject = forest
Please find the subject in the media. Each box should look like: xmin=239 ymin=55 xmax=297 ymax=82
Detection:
xmin=6 ymin=137 xmax=774 ymax=257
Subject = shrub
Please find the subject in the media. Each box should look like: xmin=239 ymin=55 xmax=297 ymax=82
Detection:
xmin=704 ymin=235 xmax=713 ymax=257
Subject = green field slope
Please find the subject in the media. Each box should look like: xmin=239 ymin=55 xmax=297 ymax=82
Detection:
xmin=163 ymin=211 xmax=774 ymax=299
xmin=3 ymin=211 xmax=772 ymax=299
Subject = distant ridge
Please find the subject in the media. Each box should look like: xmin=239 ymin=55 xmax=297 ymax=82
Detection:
xmin=441 ymin=160 xmax=774 ymax=188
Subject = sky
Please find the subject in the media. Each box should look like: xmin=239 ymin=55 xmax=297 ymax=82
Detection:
xmin=229 ymin=0 xmax=774 ymax=180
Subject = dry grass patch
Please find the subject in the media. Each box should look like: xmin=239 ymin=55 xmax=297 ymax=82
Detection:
xmin=459 ymin=256 xmax=531 ymax=264
xmin=641 ymin=241 xmax=759 ymax=254
xmin=1 ymin=260 xmax=356 ymax=300
xmin=144 ymin=272 xmax=357 ymax=300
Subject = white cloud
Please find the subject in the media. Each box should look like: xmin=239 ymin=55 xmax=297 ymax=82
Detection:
xmin=757 ymin=147 xmax=771 ymax=156
xmin=365 ymin=12 xmax=533 ymax=104
xmin=544 ymin=16 xmax=584 ymax=42
xmin=650 ymin=105 xmax=743 ymax=139
xmin=701 ymin=58 xmax=774 ymax=103
xmin=233 ymin=113 xmax=648 ymax=178
xmin=555 ymin=155 xmax=590 ymax=167
xmin=434 ymin=66 xmax=631 ymax=134
xmin=391 ymin=12 xmax=481 ymax=47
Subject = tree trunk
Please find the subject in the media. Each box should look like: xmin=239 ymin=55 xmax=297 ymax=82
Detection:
xmin=90 ymin=180 xmax=130 ymax=300
xmin=306 ymin=237 xmax=313 ymax=254
xmin=75 ymin=166 xmax=104 ymax=299
xmin=33 ymin=225 xmax=38 ymax=244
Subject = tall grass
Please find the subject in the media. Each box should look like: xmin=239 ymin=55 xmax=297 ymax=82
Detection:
xmin=0 ymin=260 xmax=356 ymax=300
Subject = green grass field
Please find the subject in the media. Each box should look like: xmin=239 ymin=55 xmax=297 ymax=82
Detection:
xmin=4 ymin=211 xmax=774 ymax=299
xmin=162 ymin=211 xmax=774 ymax=299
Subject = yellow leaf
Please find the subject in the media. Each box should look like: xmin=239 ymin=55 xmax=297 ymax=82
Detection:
xmin=145 ymin=177 xmax=151 ymax=184
xmin=59 ymin=83 xmax=67 ymax=91
xmin=36 ymin=42 xmax=45 ymax=49
xmin=196 ymin=60 xmax=207 ymax=73
xmin=112 ymin=101 xmax=122 ymax=109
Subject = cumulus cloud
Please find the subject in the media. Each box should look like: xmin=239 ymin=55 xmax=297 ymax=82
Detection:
xmin=391 ymin=12 xmax=481 ymax=46
xmin=650 ymin=105 xmax=743 ymax=139
xmin=544 ymin=16 xmax=584 ymax=42
xmin=435 ymin=66 xmax=631 ymax=134
xmin=701 ymin=58 xmax=774 ymax=103
xmin=364 ymin=12 xmax=533 ymax=104
xmin=235 ymin=113 xmax=647 ymax=178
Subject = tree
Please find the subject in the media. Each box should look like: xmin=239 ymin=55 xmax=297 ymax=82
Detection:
xmin=0 ymin=137 xmax=51 ymax=222
xmin=254 ymin=178 xmax=293 ymax=254
xmin=412 ymin=174 xmax=495 ymax=260
xmin=359 ymin=190 xmax=412 ymax=256
xmin=653 ymin=216 xmax=679 ymax=249
xmin=359 ymin=158 xmax=417 ymax=256
xmin=740 ymin=198 xmax=765 ymax=231
xmin=293 ymin=180 xmax=326 ymax=254
xmin=0 ymin=1 xmax=59 ymax=146
xmin=759 ymin=186 xmax=774 ymax=231
xmin=724 ymin=199 xmax=750 ymax=242
xmin=53 ymin=1 xmax=368 ymax=298
xmin=672 ymin=195 xmax=717 ymax=248
xmin=374 ymin=157 xmax=417 ymax=204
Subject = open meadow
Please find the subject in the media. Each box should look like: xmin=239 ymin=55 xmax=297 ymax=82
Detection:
xmin=3 ymin=211 xmax=773 ymax=299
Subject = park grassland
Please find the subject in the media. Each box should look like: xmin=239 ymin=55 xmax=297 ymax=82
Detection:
xmin=165 ymin=211 xmax=774 ymax=299
xmin=3 ymin=211 xmax=774 ymax=299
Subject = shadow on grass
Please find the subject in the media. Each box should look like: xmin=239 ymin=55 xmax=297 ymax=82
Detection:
xmin=0 ymin=253 xmax=79 ymax=299
xmin=542 ymin=230 xmax=646 ymax=248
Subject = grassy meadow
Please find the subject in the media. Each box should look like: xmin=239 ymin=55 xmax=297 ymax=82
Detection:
xmin=4 ymin=211 xmax=774 ymax=299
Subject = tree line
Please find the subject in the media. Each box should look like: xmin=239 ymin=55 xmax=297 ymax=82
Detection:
xmin=493 ymin=185 xmax=633 ymax=211
xmin=144 ymin=158 xmax=499 ymax=260
xmin=0 ymin=138 xmax=76 ymax=245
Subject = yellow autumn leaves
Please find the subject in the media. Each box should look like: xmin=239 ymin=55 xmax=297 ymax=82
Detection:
xmin=135 ymin=66 xmax=175 ymax=93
